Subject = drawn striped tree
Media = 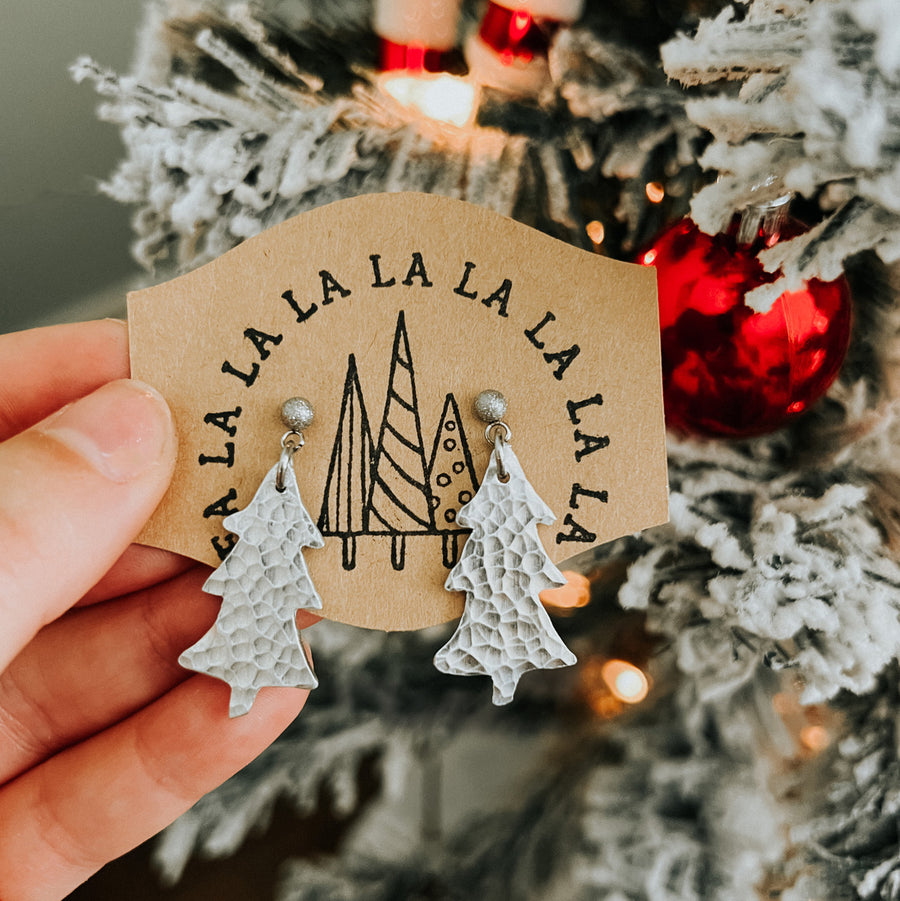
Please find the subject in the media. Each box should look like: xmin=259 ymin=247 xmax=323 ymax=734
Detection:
xmin=428 ymin=393 xmax=478 ymax=568
xmin=366 ymin=311 xmax=435 ymax=570
xmin=318 ymin=354 xmax=374 ymax=570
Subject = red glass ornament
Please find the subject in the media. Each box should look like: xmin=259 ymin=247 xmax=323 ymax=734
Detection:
xmin=478 ymin=2 xmax=558 ymax=65
xmin=638 ymin=214 xmax=852 ymax=437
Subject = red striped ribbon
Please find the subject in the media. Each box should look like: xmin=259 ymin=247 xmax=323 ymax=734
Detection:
xmin=380 ymin=37 xmax=457 ymax=73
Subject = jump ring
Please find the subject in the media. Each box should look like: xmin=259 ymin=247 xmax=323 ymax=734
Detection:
xmin=275 ymin=430 xmax=304 ymax=492
xmin=483 ymin=422 xmax=512 ymax=446
xmin=484 ymin=421 xmax=511 ymax=481
xmin=281 ymin=430 xmax=305 ymax=451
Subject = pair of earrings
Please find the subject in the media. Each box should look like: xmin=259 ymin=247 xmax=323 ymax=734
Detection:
xmin=180 ymin=391 xmax=576 ymax=716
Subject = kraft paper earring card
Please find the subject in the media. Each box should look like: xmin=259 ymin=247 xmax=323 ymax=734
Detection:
xmin=128 ymin=192 xmax=668 ymax=632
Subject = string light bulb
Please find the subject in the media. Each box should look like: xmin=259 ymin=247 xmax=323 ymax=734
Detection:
xmin=380 ymin=73 xmax=477 ymax=127
xmin=374 ymin=0 xmax=475 ymax=127
xmin=772 ymin=682 xmax=839 ymax=759
xmin=540 ymin=570 xmax=591 ymax=615
xmin=645 ymin=181 xmax=665 ymax=204
xmin=800 ymin=725 xmax=831 ymax=754
xmin=601 ymin=659 xmax=650 ymax=704
xmin=585 ymin=220 xmax=605 ymax=248
xmin=580 ymin=656 xmax=652 ymax=718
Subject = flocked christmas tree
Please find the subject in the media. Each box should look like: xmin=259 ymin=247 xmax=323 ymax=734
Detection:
xmin=434 ymin=442 xmax=576 ymax=704
xmin=71 ymin=0 xmax=900 ymax=897
xmin=179 ymin=461 xmax=323 ymax=717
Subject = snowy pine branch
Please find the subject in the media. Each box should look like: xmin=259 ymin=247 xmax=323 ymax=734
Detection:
xmin=74 ymin=0 xmax=701 ymax=277
xmin=617 ymin=402 xmax=900 ymax=705
xmin=662 ymin=0 xmax=900 ymax=310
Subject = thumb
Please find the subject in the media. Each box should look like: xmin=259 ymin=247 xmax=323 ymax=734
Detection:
xmin=0 ymin=380 xmax=176 ymax=670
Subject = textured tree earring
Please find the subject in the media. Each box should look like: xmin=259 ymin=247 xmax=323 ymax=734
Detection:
xmin=433 ymin=389 xmax=577 ymax=704
xmin=180 ymin=397 xmax=324 ymax=716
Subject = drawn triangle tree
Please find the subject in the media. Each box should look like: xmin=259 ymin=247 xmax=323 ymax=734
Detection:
xmin=180 ymin=462 xmax=323 ymax=716
xmin=365 ymin=311 xmax=436 ymax=570
xmin=318 ymin=354 xmax=374 ymax=570
xmin=434 ymin=446 xmax=576 ymax=704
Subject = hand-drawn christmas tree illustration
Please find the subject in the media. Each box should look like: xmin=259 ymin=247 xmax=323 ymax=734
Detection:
xmin=318 ymin=354 xmax=374 ymax=570
xmin=428 ymin=393 xmax=478 ymax=568
xmin=180 ymin=461 xmax=323 ymax=716
xmin=434 ymin=445 xmax=577 ymax=705
xmin=366 ymin=311 xmax=436 ymax=570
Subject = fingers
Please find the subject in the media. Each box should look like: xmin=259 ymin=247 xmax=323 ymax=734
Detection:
xmin=79 ymin=545 xmax=194 ymax=607
xmin=0 ymin=320 xmax=129 ymax=442
xmin=0 ymin=563 xmax=320 ymax=783
xmin=0 ymin=380 xmax=176 ymax=671
xmin=0 ymin=677 xmax=308 ymax=899
xmin=0 ymin=567 xmax=212 ymax=784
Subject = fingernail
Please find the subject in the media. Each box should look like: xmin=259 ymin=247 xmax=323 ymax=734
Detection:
xmin=39 ymin=380 xmax=174 ymax=482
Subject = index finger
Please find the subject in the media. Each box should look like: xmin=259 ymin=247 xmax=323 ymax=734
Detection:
xmin=0 ymin=380 xmax=176 ymax=671
xmin=0 ymin=320 xmax=129 ymax=442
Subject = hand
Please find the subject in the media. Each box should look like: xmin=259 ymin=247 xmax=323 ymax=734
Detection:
xmin=0 ymin=321 xmax=314 ymax=900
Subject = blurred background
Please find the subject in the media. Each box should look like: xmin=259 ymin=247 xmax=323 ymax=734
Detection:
xmin=1 ymin=0 xmax=144 ymax=333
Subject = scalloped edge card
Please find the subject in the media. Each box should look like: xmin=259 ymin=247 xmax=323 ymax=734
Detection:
xmin=128 ymin=192 xmax=668 ymax=631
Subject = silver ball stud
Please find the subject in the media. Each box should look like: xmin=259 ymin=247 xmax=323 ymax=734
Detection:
xmin=474 ymin=389 xmax=508 ymax=423
xmin=281 ymin=396 xmax=315 ymax=432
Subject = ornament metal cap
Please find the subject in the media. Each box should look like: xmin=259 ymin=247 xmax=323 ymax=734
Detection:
xmin=737 ymin=190 xmax=793 ymax=245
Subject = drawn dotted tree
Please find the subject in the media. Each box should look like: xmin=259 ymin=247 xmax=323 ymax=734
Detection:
xmin=428 ymin=393 xmax=478 ymax=568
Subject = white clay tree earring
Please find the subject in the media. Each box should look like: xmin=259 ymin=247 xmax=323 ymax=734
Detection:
xmin=180 ymin=397 xmax=324 ymax=716
xmin=433 ymin=389 xmax=577 ymax=704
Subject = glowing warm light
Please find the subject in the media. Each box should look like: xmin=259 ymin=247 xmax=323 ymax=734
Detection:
xmin=581 ymin=657 xmax=651 ymax=717
xmin=419 ymin=76 xmax=477 ymax=126
xmin=586 ymin=692 xmax=622 ymax=718
xmin=772 ymin=685 xmax=837 ymax=758
xmin=601 ymin=659 xmax=650 ymax=704
xmin=381 ymin=73 xmax=477 ymax=127
xmin=645 ymin=181 xmax=665 ymax=203
xmin=540 ymin=570 xmax=591 ymax=614
xmin=640 ymin=248 xmax=658 ymax=265
xmin=381 ymin=75 xmax=416 ymax=106
xmin=585 ymin=220 xmax=605 ymax=246
xmin=771 ymin=692 xmax=792 ymax=715
xmin=800 ymin=725 xmax=830 ymax=753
